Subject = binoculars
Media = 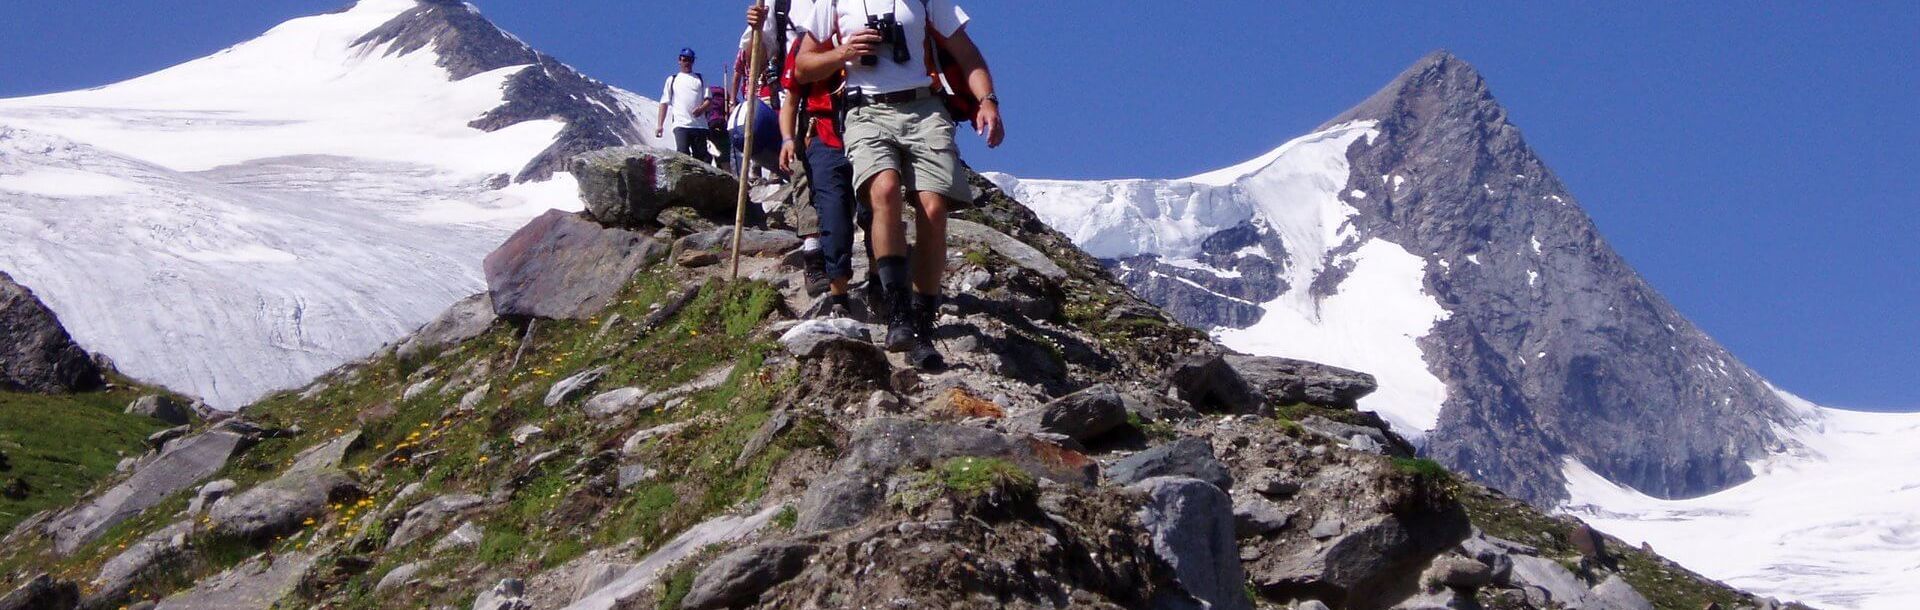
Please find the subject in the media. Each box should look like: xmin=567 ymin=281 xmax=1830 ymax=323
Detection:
xmin=862 ymin=13 xmax=914 ymax=67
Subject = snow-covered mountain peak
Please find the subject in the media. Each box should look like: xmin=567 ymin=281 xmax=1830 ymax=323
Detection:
xmin=0 ymin=1 xmax=664 ymax=409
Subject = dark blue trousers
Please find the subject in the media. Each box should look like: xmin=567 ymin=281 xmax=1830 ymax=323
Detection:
xmin=806 ymin=141 xmax=869 ymax=281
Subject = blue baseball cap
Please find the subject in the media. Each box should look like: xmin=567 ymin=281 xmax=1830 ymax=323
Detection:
xmin=678 ymin=48 xmax=697 ymax=60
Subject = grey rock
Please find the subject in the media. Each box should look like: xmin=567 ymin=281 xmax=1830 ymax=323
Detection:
xmin=1244 ymin=470 xmax=1303 ymax=498
xmin=146 ymin=425 xmax=190 ymax=450
xmin=1507 ymin=555 xmax=1595 ymax=608
xmin=572 ymin=147 xmax=737 ymax=227
xmin=1233 ymin=495 xmax=1292 ymax=538
xmin=45 ymin=427 xmax=250 ymax=554
xmin=397 ymin=292 xmax=497 ymax=360
xmin=1224 ymin=354 xmax=1378 ymax=410
xmin=1164 ymin=353 xmax=1263 ymax=414
xmin=1422 ymin=553 xmax=1492 ymax=590
xmin=1590 ymin=575 xmax=1653 ymax=610
xmin=511 ymin=424 xmax=545 ymax=445
xmin=186 ymin=479 xmax=237 ymax=515
xmin=623 ymin=421 xmax=697 ymax=456
xmin=485 ymin=209 xmax=668 ymax=320
xmin=1392 ymin=586 xmax=1480 ymax=610
xmin=434 ymin=521 xmax=486 ymax=553
xmin=388 ymin=493 xmax=486 ymax=550
xmin=796 ymin=418 xmax=1097 ymax=532
xmin=617 ymin=464 xmax=656 ymax=489
xmin=1458 ymin=534 xmax=1515 ymax=584
xmin=583 ymin=387 xmax=647 ymax=417
xmin=288 ymin=430 xmax=361 ymax=474
xmin=679 ymin=542 xmax=816 ymax=610
xmin=88 ymin=520 xmax=194 ymax=605
xmin=1295 ymin=602 xmax=1332 ymax=610
xmin=676 ymin=228 xmax=802 ymax=258
xmin=1005 ymin=384 xmax=1130 ymax=444
xmin=946 ymin=219 xmax=1068 ymax=281
xmin=0 ymin=574 xmax=79 ymax=610
xmin=374 ymin=561 xmax=428 ymax=592
xmin=1130 ymin=477 xmax=1251 ymax=610
xmin=778 ymin=319 xmax=873 ymax=358
xmin=1300 ymin=416 xmax=1412 ymax=458
xmin=459 ymin=384 xmax=492 ymax=411
xmin=586 ymin=364 xmax=733 ymax=419
xmin=0 ymin=270 xmax=103 ymax=394
xmin=125 ymin=395 xmax=192 ymax=425
xmin=1309 ymin=518 xmax=1344 ymax=540
xmin=209 ymin=469 xmax=363 ymax=542
xmin=472 ymin=578 xmax=531 ymax=610
xmin=546 ymin=365 xmax=611 ymax=407
xmin=572 ymin=561 xmax=634 ymax=602
xmin=1248 ymin=507 xmax=1471 ymax=609
xmin=154 ymin=551 xmax=315 ymax=610
xmin=1107 ymin=437 xmax=1233 ymax=491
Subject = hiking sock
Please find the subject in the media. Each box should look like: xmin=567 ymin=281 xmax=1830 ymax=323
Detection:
xmin=874 ymin=256 xmax=911 ymax=294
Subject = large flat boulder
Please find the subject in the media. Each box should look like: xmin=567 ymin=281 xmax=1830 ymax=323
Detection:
xmin=572 ymin=147 xmax=738 ymax=227
xmin=484 ymin=210 xmax=668 ymax=320
xmin=796 ymin=418 xmax=1098 ymax=532
xmin=153 ymin=550 xmax=316 ymax=610
xmin=1225 ymin=354 xmax=1378 ymax=409
xmin=1131 ymin=477 xmax=1252 ymax=610
xmin=208 ymin=469 xmax=363 ymax=542
xmin=0 ymin=270 xmax=102 ymax=393
xmin=45 ymin=424 xmax=252 ymax=554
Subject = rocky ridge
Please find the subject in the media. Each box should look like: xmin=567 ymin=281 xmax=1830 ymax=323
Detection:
xmin=0 ymin=148 xmax=1801 ymax=610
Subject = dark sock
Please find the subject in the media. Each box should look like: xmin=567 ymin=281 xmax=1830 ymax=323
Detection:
xmin=875 ymin=255 xmax=911 ymax=293
xmin=829 ymin=293 xmax=851 ymax=307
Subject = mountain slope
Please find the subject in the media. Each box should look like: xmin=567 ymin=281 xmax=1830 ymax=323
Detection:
xmin=0 ymin=0 xmax=668 ymax=409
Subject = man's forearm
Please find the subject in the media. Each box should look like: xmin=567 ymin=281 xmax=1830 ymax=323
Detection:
xmin=794 ymin=39 xmax=842 ymax=84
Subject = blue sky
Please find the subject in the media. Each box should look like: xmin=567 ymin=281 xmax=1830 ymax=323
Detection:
xmin=2 ymin=1 xmax=1915 ymax=410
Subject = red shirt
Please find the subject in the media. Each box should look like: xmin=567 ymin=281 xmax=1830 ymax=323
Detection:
xmin=781 ymin=41 xmax=844 ymax=149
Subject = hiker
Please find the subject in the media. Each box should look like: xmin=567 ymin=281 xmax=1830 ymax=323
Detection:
xmin=793 ymin=0 xmax=1005 ymax=368
xmin=701 ymin=85 xmax=733 ymax=171
xmin=750 ymin=1 xmax=872 ymax=309
xmin=655 ymin=48 xmax=721 ymax=166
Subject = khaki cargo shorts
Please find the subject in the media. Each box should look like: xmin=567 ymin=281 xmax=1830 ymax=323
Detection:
xmin=842 ymin=96 xmax=972 ymax=205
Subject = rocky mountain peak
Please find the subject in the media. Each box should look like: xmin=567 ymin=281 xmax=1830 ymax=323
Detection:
xmin=354 ymin=0 xmax=646 ymax=182
xmin=1323 ymin=50 xmax=1500 ymax=131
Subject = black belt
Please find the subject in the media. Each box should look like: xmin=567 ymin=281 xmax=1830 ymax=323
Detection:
xmin=844 ymin=87 xmax=932 ymax=108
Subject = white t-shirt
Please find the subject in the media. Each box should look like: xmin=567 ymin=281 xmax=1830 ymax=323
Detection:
xmin=740 ymin=0 xmax=813 ymax=60
xmin=661 ymin=72 xmax=709 ymax=131
xmin=798 ymin=0 xmax=970 ymax=95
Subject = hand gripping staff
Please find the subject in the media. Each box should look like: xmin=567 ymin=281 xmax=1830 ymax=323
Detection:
xmin=730 ymin=0 xmax=770 ymax=280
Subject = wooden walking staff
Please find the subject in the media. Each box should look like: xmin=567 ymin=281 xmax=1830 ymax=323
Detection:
xmin=729 ymin=0 xmax=770 ymax=280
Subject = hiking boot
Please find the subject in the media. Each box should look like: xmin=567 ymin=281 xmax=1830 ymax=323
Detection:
xmin=802 ymin=250 xmax=830 ymax=297
xmin=907 ymin=293 xmax=946 ymax=370
xmin=883 ymin=287 xmax=916 ymax=353
xmin=819 ymin=294 xmax=853 ymax=320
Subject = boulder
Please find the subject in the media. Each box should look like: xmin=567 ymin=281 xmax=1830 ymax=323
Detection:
xmin=1224 ymin=354 xmax=1378 ymax=409
xmin=1421 ymin=553 xmax=1492 ymax=590
xmin=125 ymin=395 xmax=192 ymax=425
xmin=1106 ymin=437 xmax=1233 ymax=491
xmin=45 ymin=425 xmax=251 ymax=554
xmin=679 ymin=542 xmax=815 ymax=610
xmin=1130 ymin=477 xmax=1251 ymax=610
xmin=572 ymin=147 xmax=737 ymax=227
xmin=287 ymin=430 xmax=361 ymax=474
xmin=388 ymin=493 xmax=486 ymax=549
xmin=484 ymin=209 xmax=668 ymax=320
xmin=0 ymin=574 xmax=79 ymax=610
xmin=546 ymin=366 xmax=611 ymax=407
xmin=1507 ymin=555 xmax=1596 ymax=608
xmin=154 ymin=551 xmax=316 ymax=610
xmin=1299 ymin=416 xmax=1414 ymax=458
xmin=88 ymin=520 xmax=194 ymax=605
xmin=472 ymin=578 xmax=532 ymax=610
xmin=209 ymin=469 xmax=363 ymax=542
xmin=397 ymin=292 xmax=498 ymax=360
xmin=374 ymin=561 xmax=428 ymax=593
xmin=433 ymin=521 xmax=486 ymax=553
xmin=0 ymin=271 xmax=103 ymax=394
xmin=1163 ymin=353 xmax=1262 ymax=414
xmin=1005 ymin=384 xmax=1130 ymax=443
xmin=676 ymin=228 xmax=802 ymax=258
xmin=778 ymin=319 xmax=873 ymax=358
xmin=186 ymin=479 xmax=237 ymax=515
xmin=945 ymin=219 xmax=1068 ymax=281
xmin=1233 ymin=495 xmax=1292 ymax=538
xmin=796 ymin=418 xmax=1097 ymax=532
xmin=1590 ymin=575 xmax=1653 ymax=610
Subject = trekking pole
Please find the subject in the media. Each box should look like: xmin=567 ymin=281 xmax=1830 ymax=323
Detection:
xmin=729 ymin=0 xmax=769 ymax=281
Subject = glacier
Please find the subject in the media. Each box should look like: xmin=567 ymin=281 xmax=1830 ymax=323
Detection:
xmin=0 ymin=0 xmax=665 ymax=409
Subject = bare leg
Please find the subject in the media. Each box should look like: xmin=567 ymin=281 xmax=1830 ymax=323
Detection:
xmin=911 ymin=192 xmax=951 ymax=295
xmin=867 ymin=171 xmax=908 ymax=258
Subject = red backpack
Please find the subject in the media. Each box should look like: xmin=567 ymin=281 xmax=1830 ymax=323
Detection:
xmin=919 ymin=0 xmax=981 ymax=124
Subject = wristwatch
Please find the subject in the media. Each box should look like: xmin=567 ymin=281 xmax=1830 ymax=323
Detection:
xmin=981 ymin=93 xmax=1000 ymax=106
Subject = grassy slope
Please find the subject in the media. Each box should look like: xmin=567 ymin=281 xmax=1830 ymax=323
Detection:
xmin=0 ymin=383 xmax=173 ymax=533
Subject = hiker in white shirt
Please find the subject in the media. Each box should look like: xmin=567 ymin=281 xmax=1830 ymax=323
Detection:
xmin=655 ymin=47 xmax=722 ymax=166
xmin=793 ymin=0 xmax=1004 ymax=370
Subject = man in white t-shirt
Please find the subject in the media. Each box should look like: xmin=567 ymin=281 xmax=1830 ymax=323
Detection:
xmin=655 ymin=47 xmax=719 ymax=165
xmin=793 ymin=0 xmax=1004 ymax=370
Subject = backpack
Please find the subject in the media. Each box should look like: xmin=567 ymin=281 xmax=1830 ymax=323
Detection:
xmin=704 ymin=86 xmax=729 ymax=127
xmin=919 ymin=0 xmax=981 ymax=125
